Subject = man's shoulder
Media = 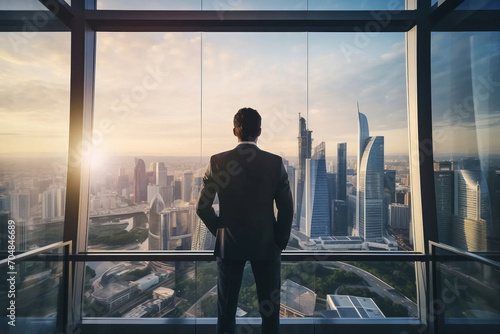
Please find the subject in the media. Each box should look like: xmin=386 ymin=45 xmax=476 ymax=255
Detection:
xmin=210 ymin=146 xmax=282 ymax=163
xmin=258 ymin=149 xmax=282 ymax=162
xmin=210 ymin=149 xmax=233 ymax=161
xmin=260 ymin=149 xmax=280 ymax=159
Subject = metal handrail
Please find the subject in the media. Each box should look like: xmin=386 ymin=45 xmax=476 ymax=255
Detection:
xmin=429 ymin=241 xmax=500 ymax=270
xmin=0 ymin=240 xmax=72 ymax=333
xmin=0 ymin=241 xmax=72 ymax=267
xmin=69 ymin=250 xmax=428 ymax=262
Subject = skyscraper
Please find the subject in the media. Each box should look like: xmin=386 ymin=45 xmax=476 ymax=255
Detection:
xmin=384 ymin=170 xmax=396 ymax=227
xmin=182 ymin=171 xmax=194 ymax=203
xmin=192 ymin=204 xmax=217 ymax=251
xmin=147 ymin=184 xmax=160 ymax=203
xmin=327 ymin=172 xmax=337 ymax=204
xmin=357 ymin=110 xmax=385 ymax=242
xmin=173 ymin=180 xmax=182 ymax=201
xmin=41 ymin=186 xmax=65 ymax=219
xmin=150 ymin=162 xmax=157 ymax=174
xmin=148 ymin=192 xmax=165 ymax=250
xmin=452 ymin=169 xmax=491 ymax=251
xmin=384 ymin=170 xmax=396 ymax=204
xmin=347 ymin=194 xmax=357 ymax=236
xmin=117 ymin=172 xmax=130 ymax=197
xmin=435 ymin=166 xmax=454 ymax=245
xmin=337 ymin=143 xmax=347 ymax=201
xmin=297 ymin=114 xmax=312 ymax=229
xmin=332 ymin=200 xmax=348 ymax=236
xmin=160 ymin=206 xmax=194 ymax=250
xmin=156 ymin=162 xmax=167 ymax=188
xmin=303 ymin=142 xmax=330 ymax=238
xmin=10 ymin=190 xmax=30 ymax=220
xmin=327 ymin=172 xmax=337 ymax=233
xmin=0 ymin=195 xmax=10 ymax=212
xmin=388 ymin=204 xmax=410 ymax=230
xmin=134 ymin=158 xmax=147 ymax=203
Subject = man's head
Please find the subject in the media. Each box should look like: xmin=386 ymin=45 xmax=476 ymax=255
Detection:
xmin=233 ymin=107 xmax=262 ymax=142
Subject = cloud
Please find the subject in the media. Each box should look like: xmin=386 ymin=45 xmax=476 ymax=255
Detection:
xmin=1 ymin=31 xmax=412 ymax=157
xmin=381 ymin=46 xmax=405 ymax=60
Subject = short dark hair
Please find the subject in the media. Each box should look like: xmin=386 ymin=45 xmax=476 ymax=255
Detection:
xmin=233 ymin=107 xmax=261 ymax=141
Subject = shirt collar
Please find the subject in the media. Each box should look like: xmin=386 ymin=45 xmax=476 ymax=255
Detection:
xmin=237 ymin=141 xmax=258 ymax=147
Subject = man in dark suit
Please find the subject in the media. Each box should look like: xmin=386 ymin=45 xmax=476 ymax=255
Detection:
xmin=196 ymin=107 xmax=294 ymax=334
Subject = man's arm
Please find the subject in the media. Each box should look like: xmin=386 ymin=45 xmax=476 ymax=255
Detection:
xmin=274 ymin=161 xmax=294 ymax=250
xmin=196 ymin=158 xmax=219 ymax=236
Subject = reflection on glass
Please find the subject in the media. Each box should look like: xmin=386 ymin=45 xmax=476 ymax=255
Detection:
xmin=337 ymin=261 xmax=418 ymax=318
xmin=0 ymin=33 xmax=70 ymax=251
xmin=434 ymin=248 xmax=500 ymax=323
xmin=432 ymin=32 xmax=500 ymax=252
xmin=5 ymin=250 xmax=67 ymax=332
xmin=308 ymin=33 xmax=411 ymax=251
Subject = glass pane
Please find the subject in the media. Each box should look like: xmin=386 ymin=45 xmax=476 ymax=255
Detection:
xmin=97 ymin=0 xmax=201 ymax=10
xmin=434 ymin=247 xmax=500 ymax=325
xmin=95 ymin=0 xmax=409 ymax=10
xmin=90 ymin=32 xmax=202 ymax=251
xmin=81 ymin=259 xmax=417 ymax=319
xmin=431 ymin=32 xmax=500 ymax=252
xmin=91 ymin=31 xmax=410 ymax=252
xmin=308 ymin=33 xmax=411 ymax=251
xmin=316 ymin=261 xmax=417 ymax=318
xmin=1 ymin=247 xmax=68 ymax=333
xmin=201 ymin=32 xmax=306 ymax=161
xmin=0 ymin=32 xmax=70 ymax=251
xmin=308 ymin=0 xmax=405 ymax=10
xmin=0 ymin=0 xmax=48 ymax=10
xmin=83 ymin=261 xmax=192 ymax=318
xmin=203 ymin=0 xmax=307 ymax=10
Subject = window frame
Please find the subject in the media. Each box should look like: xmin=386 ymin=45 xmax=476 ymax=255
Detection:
xmin=2 ymin=0 xmax=499 ymax=331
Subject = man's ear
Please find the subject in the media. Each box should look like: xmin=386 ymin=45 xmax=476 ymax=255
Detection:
xmin=233 ymin=128 xmax=237 ymax=137
xmin=257 ymin=128 xmax=262 ymax=137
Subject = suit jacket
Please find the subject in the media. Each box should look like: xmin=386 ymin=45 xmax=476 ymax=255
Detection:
xmin=196 ymin=142 xmax=294 ymax=260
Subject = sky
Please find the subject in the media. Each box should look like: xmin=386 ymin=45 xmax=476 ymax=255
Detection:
xmin=1 ymin=1 xmax=499 ymax=163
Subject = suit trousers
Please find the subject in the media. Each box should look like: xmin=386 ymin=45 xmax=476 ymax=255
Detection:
xmin=216 ymin=255 xmax=281 ymax=334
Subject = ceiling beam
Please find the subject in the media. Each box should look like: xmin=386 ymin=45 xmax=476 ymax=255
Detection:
xmin=84 ymin=10 xmax=417 ymax=32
